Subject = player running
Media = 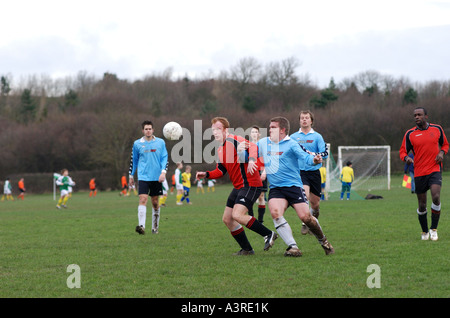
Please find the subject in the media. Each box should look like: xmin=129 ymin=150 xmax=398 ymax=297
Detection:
xmin=400 ymin=107 xmax=449 ymax=241
xmin=257 ymin=116 xmax=334 ymax=256
xmin=196 ymin=117 xmax=277 ymax=255
xmin=56 ymin=169 xmax=76 ymax=209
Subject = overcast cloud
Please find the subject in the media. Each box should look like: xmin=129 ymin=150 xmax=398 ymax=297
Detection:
xmin=1 ymin=0 xmax=450 ymax=88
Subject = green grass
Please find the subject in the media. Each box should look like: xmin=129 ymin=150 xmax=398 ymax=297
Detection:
xmin=1 ymin=174 xmax=449 ymax=298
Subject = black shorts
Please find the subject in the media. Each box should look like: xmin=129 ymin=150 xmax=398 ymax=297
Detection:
xmin=226 ymin=187 xmax=261 ymax=211
xmin=414 ymin=172 xmax=442 ymax=194
xmin=300 ymin=170 xmax=322 ymax=197
xmin=268 ymin=186 xmax=308 ymax=206
xmin=138 ymin=180 xmax=163 ymax=196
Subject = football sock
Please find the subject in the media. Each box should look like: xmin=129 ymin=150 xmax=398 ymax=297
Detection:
xmin=273 ymin=217 xmax=297 ymax=248
xmin=159 ymin=196 xmax=167 ymax=205
xmin=430 ymin=203 xmax=441 ymax=230
xmin=63 ymin=196 xmax=69 ymax=205
xmin=152 ymin=208 xmax=160 ymax=230
xmin=246 ymin=216 xmax=272 ymax=237
xmin=138 ymin=205 xmax=146 ymax=228
xmin=417 ymin=209 xmax=428 ymax=233
xmin=258 ymin=205 xmax=266 ymax=223
xmin=305 ymin=216 xmax=326 ymax=243
xmin=231 ymin=225 xmax=253 ymax=251
xmin=58 ymin=197 xmax=63 ymax=205
xmin=176 ymin=194 xmax=182 ymax=203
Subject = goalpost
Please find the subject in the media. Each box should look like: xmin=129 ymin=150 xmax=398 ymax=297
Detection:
xmin=325 ymin=145 xmax=391 ymax=197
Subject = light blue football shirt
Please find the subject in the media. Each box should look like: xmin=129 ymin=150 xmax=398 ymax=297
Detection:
xmin=290 ymin=128 xmax=328 ymax=171
xmin=257 ymin=136 xmax=316 ymax=189
xmin=129 ymin=136 xmax=168 ymax=181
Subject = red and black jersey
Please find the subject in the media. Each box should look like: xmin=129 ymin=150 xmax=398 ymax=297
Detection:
xmin=207 ymin=134 xmax=263 ymax=189
xmin=400 ymin=123 xmax=449 ymax=177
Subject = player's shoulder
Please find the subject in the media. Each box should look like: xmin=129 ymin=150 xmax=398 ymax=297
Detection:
xmin=429 ymin=123 xmax=445 ymax=131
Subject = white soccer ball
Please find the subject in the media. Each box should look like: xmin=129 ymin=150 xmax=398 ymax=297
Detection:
xmin=163 ymin=121 xmax=182 ymax=140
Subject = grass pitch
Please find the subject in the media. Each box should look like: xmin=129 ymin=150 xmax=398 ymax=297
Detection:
xmin=1 ymin=174 xmax=449 ymax=298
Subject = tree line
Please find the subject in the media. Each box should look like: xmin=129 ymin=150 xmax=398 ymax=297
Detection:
xmin=1 ymin=57 xmax=449 ymax=192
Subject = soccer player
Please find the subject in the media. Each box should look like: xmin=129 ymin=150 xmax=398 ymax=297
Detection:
xmin=89 ymin=178 xmax=97 ymax=197
xmin=248 ymin=125 xmax=267 ymax=224
xmin=56 ymin=169 xmax=76 ymax=209
xmin=174 ymin=162 xmax=184 ymax=205
xmin=207 ymin=179 xmax=216 ymax=192
xmin=196 ymin=117 xmax=278 ymax=255
xmin=129 ymin=120 xmax=168 ymax=235
xmin=400 ymin=107 xmax=449 ymax=241
xmin=17 ymin=178 xmax=26 ymax=200
xmin=181 ymin=165 xmax=192 ymax=204
xmin=195 ymin=177 xmax=205 ymax=194
xmin=257 ymin=116 xmax=334 ymax=257
xmin=120 ymin=174 xmax=129 ymax=196
xmin=2 ymin=178 xmax=14 ymax=201
xmin=159 ymin=177 xmax=169 ymax=207
xmin=340 ymin=161 xmax=354 ymax=200
xmin=319 ymin=166 xmax=326 ymax=200
xmin=290 ymin=110 xmax=328 ymax=234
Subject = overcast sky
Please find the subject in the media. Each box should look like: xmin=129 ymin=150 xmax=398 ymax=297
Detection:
xmin=1 ymin=0 xmax=450 ymax=88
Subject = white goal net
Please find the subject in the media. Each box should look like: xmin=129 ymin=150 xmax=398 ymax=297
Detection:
xmin=325 ymin=145 xmax=391 ymax=196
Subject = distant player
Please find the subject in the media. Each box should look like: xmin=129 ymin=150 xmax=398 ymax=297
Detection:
xmin=120 ymin=174 xmax=129 ymax=196
xmin=17 ymin=178 xmax=26 ymax=200
xmin=2 ymin=178 xmax=14 ymax=201
xmin=196 ymin=177 xmax=205 ymax=194
xmin=175 ymin=162 xmax=184 ymax=205
xmin=56 ymin=169 xmax=76 ymax=209
xmin=319 ymin=166 xmax=326 ymax=200
xmin=129 ymin=120 xmax=168 ymax=235
xmin=159 ymin=177 xmax=169 ymax=207
xmin=340 ymin=161 xmax=354 ymax=200
xmin=181 ymin=165 xmax=192 ymax=204
xmin=89 ymin=178 xmax=97 ymax=197
xmin=400 ymin=107 xmax=449 ymax=241
xmin=207 ymin=179 xmax=216 ymax=192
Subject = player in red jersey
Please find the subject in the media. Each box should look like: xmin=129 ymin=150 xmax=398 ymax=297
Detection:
xmin=196 ymin=117 xmax=277 ymax=255
xmin=400 ymin=107 xmax=449 ymax=241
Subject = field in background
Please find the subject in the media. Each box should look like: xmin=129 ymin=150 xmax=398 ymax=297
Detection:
xmin=1 ymin=174 xmax=448 ymax=298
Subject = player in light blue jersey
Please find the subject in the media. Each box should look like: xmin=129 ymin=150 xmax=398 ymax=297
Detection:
xmin=290 ymin=110 xmax=328 ymax=234
xmin=129 ymin=120 xmax=168 ymax=235
xmin=258 ymin=116 xmax=334 ymax=257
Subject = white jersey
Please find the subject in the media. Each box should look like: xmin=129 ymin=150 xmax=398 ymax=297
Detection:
xmin=4 ymin=180 xmax=12 ymax=194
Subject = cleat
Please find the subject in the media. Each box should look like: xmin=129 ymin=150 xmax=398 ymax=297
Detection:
xmin=62 ymin=205 xmax=67 ymax=208
xmin=264 ymin=231 xmax=278 ymax=251
xmin=321 ymin=238 xmax=335 ymax=255
xmin=421 ymin=232 xmax=430 ymax=240
xmin=56 ymin=205 xmax=61 ymax=209
xmin=151 ymin=229 xmax=159 ymax=234
xmin=135 ymin=225 xmax=145 ymax=235
xmin=430 ymin=229 xmax=438 ymax=241
xmin=284 ymin=246 xmax=303 ymax=257
xmin=233 ymin=249 xmax=255 ymax=256
xmin=301 ymin=223 xmax=311 ymax=235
